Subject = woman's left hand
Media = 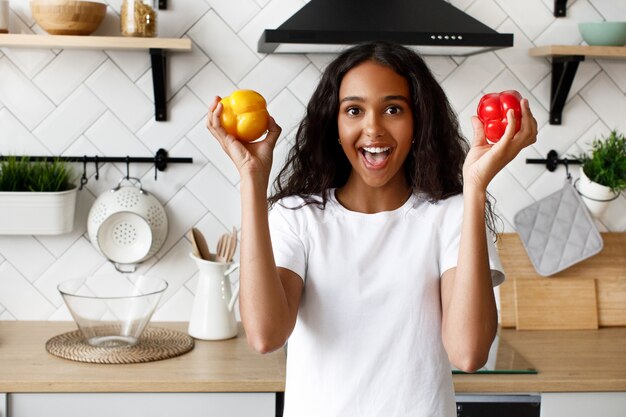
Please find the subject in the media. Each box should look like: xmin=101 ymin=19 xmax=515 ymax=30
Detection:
xmin=463 ymin=98 xmax=537 ymax=192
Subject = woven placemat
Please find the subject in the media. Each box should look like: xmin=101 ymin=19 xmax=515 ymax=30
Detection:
xmin=45 ymin=327 xmax=194 ymax=364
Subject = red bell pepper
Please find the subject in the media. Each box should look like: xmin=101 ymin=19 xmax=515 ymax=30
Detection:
xmin=477 ymin=90 xmax=522 ymax=143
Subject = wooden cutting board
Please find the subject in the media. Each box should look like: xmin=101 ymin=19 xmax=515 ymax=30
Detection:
xmin=498 ymin=233 xmax=626 ymax=328
xmin=514 ymin=278 xmax=598 ymax=330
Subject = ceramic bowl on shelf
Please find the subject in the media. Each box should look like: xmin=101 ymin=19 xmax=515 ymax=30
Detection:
xmin=30 ymin=0 xmax=107 ymax=36
xmin=58 ymin=274 xmax=168 ymax=348
xmin=578 ymin=21 xmax=626 ymax=46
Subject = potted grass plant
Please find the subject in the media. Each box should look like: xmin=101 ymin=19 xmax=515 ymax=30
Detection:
xmin=577 ymin=130 xmax=626 ymax=218
xmin=0 ymin=156 xmax=78 ymax=234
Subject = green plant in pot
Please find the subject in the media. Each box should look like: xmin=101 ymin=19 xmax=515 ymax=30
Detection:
xmin=576 ymin=130 xmax=626 ymax=218
xmin=0 ymin=156 xmax=78 ymax=235
xmin=0 ymin=156 xmax=75 ymax=192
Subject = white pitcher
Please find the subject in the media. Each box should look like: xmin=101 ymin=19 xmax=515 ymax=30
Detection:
xmin=188 ymin=253 xmax=240 ymax=340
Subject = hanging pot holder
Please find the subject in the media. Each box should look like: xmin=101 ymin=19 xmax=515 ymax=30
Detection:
xmin=513 ymin=177 xmax=603 ymax=276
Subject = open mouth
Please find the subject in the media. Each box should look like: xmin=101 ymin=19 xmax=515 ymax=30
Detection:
xmin=360 ymin=146 xmax=392 ymax=169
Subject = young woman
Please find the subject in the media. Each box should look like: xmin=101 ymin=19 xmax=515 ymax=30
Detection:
xmin=206 ymin=41 xmax=537 ymax=417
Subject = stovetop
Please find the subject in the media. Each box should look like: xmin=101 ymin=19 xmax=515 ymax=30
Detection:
xmin=451 ymin=335 xmax=537 ymax=374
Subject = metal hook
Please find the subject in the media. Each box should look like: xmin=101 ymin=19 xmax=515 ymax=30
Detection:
xmin=79 ymin=155 xmax=88 ymax=190
xmin=564 ymin=158 xmax=571 ymax=180
xmin=94 ymin=155 xmax=100 ymax=180
xmin=125 ymin=156 xmax=130 ymax=180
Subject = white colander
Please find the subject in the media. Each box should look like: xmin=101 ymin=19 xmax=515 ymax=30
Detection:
xmin=87 ymin=177 xmax=168 ymax=272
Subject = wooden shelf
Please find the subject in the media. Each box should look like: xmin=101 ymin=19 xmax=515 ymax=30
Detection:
xmin=0 ymin=33 xmax=191 ymax=50
xmin=530 ymin=45 xmax=626 ymax=58
xmin=0 ymin=34 xmax=192 ymax=121
xmin=529 ymin=45 xmax=626 ymax=125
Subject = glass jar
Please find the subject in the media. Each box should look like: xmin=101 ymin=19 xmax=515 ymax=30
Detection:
xmin=121 ymin=0 xmax=157 ymax=37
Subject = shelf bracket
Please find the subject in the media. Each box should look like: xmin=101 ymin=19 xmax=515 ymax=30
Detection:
xmin=150 ymin=48 xmax=167 ymax=121
xmin=554 ymin=0 xmax=567 ymax=17
xmin=549 ymin=55 xmax=584 ymax=125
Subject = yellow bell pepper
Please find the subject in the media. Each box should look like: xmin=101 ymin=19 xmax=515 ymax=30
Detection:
xmin=220 ymin=90 xmax=269 ymax=142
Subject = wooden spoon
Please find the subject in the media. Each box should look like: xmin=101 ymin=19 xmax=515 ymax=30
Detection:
xmin=187 ymin=229 xmax=201 ymax=258
xmin=192 ymin=228 xmax=212 ymax=261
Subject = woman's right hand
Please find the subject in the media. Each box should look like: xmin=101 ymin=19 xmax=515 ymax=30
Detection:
xmin=206 ymin=96 xmax=282 ymax=181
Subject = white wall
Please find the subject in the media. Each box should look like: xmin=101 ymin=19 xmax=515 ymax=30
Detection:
xmin=0 ymin=0 xmax=624 ymax=321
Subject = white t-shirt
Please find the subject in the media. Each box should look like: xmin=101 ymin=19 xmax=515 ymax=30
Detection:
xmin=268 ymin=190 xmax=504 ymax=417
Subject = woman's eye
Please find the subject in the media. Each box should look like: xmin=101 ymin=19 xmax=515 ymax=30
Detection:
xmin=385 ymin=105 xmax=402 ymax=115
xmin=346 ymin=107 xmax=361 ymax=116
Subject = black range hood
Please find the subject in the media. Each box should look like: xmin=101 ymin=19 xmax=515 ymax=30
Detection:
xmin=258 ymin=0 xmax=513 ymax=56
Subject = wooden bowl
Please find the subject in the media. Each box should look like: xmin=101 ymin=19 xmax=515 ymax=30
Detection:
xmin=30 ymin=0 xmax=107 ymax=36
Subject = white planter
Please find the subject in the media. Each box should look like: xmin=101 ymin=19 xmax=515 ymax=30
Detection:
xmin=577 ymin=166 xmax=619 ymax=218
xmin=0 ymin=187 xmax=78 ymax=235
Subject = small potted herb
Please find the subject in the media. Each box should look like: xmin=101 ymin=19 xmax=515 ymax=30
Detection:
xmin=0 ymin=157 xmax=78 ymax=234
xmin=577 ymin=130 xmax=626 ymax=218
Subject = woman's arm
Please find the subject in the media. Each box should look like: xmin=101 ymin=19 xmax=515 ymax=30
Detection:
xmin=207 ymin=97 xmax=303 ymax=353
xmin=441 ymin=99 xmax=537 ymax=372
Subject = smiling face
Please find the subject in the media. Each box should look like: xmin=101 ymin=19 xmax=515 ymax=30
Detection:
xmin=337 ymin=60 xmax=414 ymax=195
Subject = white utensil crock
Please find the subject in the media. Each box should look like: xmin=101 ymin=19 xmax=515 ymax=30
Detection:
xmin=188 ymin=253 xmax=240 ymax=340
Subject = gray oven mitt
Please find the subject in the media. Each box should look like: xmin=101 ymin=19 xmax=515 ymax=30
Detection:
xmin=513 ymin=177 xmax=603 ymax=276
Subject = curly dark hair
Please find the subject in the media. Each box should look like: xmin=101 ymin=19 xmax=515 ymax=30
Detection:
xmin=269 ymin=41 xmax=498 ymax=233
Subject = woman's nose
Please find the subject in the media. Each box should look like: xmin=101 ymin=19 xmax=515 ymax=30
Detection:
xmin=364 ymin=113 xmax=384 ymax=138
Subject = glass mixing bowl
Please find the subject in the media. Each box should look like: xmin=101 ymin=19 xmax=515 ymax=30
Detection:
xmin=58 ymin=274 xmax=168 ymax=348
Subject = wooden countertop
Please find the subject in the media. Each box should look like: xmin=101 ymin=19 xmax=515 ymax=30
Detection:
xmin=1 ymin=322 xmax=624 ymax=393
xmin=0 ymin=321 xmax=285 ymax=393
xmin=453 ymin=328 xmax=626 ymax=393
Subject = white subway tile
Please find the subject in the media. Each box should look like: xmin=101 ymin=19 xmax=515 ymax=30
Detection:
xmin=496 ymin=0 xmax=553 ymax=40
xmin=580 ymin=73 xmax=626 ymax=133
xmin=157 ymin=0 xmax=210 ymax=38
xmin=442 ymin=52 xmax=505 ymax=111
xmin=33 ymin=86 xmax=106 ymax=154
xmin=187 ymin=61 xmax=238 ymax=106
xmin=33 ymin=239 xmax=106 ymax=307
xmin=85 ymin=60 xmax=153 ymax=132
xmin=85 ymin=111 xmax=152 ymax=157
xmin=105 ymin=50 xmax=151 ymax=83
xmin=0 ymin=236 xmax=55 ymax=283
xmin=186 ymin=162 xmax=242 ymax=229
xmin=466 ymin=0 xmax=508 ymax=30
xmin=287 ymin=63 xmax=321 ymax=106
xmin=0 ymin=108 xmax=50 ymax=154
xmin=0 ymin=57 xmax=54 ymax=130
xmin=136 ymin=87 xmax=207 ymax=151
xmin=267 ymin=88 xmax=305 ymax=138
xmin=188 ymin=10 xmax=259 ymax=83
xmin=146 ymin=237 xmax=197 ymax=305
xmin=185 ymin=119 xmax=240 ymax=185
xmin=239 ymin=54 xmax=309 ymax=102
xmin=0 ymin=262 xmax=56 ymax=319
xmin=205 ymin=0 xmax=260 ymax=32
xmin=238 ymin=0 xmax=306 ymax=58
xmin=157 ymin=187 xmax=207 ymax=259
xmin=33 ymin=49 xmax=107 ymax=105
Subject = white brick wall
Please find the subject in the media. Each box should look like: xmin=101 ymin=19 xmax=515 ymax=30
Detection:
xmin=0 ymin=0 xmax=624 ymax=321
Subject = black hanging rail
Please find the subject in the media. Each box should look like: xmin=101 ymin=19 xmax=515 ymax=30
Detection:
xmin=0 ymin=148 xmax=193 ymax=185
xmin=0 ymin=148 xmax=191 ymax=170
xmin=526 ymin=149 xmax=580 ymax=172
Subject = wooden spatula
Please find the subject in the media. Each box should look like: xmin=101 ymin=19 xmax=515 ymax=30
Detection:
xmin=191 ymin=228 xmax=212 ymax=261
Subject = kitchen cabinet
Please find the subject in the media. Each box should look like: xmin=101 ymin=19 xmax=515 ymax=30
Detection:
xmin=0 ymin=34 xmax=192 ymax=121
xmin=0 ymin=322 xmax=285 ymax=417
xmin=528 ymin=45 xmax=626 ymax=125
xmin=540 ymin=393 xmax=626 ymax=417
xmin=9 ymin=393 xmax=275 ymax=417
